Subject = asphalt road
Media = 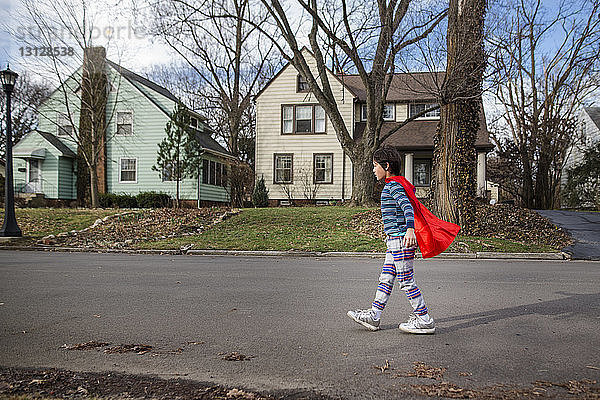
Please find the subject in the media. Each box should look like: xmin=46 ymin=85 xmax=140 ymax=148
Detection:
xmin=536 ymin=210 xmax=600 ymax=260
xmin=1 ymin=251 xmax=599 ymax=399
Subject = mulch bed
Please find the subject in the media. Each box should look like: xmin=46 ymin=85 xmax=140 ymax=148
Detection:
xmin=350 ymin=204 xmax=573 ymax=251
xmin=36 ymin=208 xmax=238 ymax=249
xmin=0 ymin=366 xmax=334 ymax=400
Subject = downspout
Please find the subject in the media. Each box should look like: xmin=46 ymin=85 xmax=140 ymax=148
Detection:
xmin=197 ymin=148 xmax=205 ymax=209
xmin=342 ymin=149 xmax=345 ymax=201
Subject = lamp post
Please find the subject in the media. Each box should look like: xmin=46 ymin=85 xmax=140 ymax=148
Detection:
xmin=1 ymin=65 xmax=22 ymax=237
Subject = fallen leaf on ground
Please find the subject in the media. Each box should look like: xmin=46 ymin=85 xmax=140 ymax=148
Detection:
xmin=219 ymin=352 xmax=254 ymax=361
xmin=62 ymin=341 xmax=110 ymax=350
xmin=398 ymin=362 xmax=446 ymax=380
xmin=226 ymin=388 xmax=257 ymax=399
xmin=103 ymin=344 xmax=152 ymax=355
xmin=374 ymin=360 xmax=391 ymax=374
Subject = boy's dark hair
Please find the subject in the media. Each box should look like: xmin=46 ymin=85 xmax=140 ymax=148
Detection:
xmin=373 ymin=146 xmax=402 ymax=175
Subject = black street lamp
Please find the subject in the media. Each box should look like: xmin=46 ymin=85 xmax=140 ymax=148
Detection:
xmin=1 ymin=64 xmax=22 ymax=237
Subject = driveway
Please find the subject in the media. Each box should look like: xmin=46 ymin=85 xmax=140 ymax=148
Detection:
xmin=536 ymin=210 xmax=600 ymax=260
xmin=1 ymin=251 xmax=599 ymax=399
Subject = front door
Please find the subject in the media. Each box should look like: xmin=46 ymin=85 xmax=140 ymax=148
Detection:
xmin=26 ymin=159 xmax=42 ymax=193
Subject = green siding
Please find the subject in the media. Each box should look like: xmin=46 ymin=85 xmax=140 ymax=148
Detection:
xmin=105 ymin=75 xmax=230 ymax=202
xmin=12 ymin=131 xmax=64 ymax=199
xmin=58 ymin=157 xmax=75 ymax=199
xmin=25 ymin=63 xmax=230 ymax=203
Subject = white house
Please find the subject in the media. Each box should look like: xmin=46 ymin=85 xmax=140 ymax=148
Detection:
xmin=254 ymin=49 xmax=493 ymax=205
xmin=563 ymin=107 xmax=600 ymax=186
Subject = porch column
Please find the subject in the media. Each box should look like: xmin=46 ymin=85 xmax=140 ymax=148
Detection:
xmin=404 ymin=153 xmax=414 ymax=183
xmin=477 ymin=151 xmax=486 ymax=198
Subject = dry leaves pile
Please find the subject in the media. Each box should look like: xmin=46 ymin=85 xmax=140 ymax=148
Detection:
xmin=219 ymin=351 xmax=254 ymax=361
xmin=400 ymin=362 xmax=447 ymax=380
xmin=38 ymin=208 xmax=238 ymax=249
xmin=350 ymin=204 xmax=572 ymax=251
xmin=411 ymin=379 xmax=600 ymax=399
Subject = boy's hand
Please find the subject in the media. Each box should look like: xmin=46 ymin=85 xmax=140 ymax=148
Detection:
xmin=403 ymin=228 xmax=417 ymax=248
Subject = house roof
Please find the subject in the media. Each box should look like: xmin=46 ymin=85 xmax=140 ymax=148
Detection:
xmin=355 ymin=104 xmax=493 ymax=151
xmin=585 ymin=107 xmax=600 ymax=131
xmin=37 ymin=131 xmax=77 ymax=158
xmin=254 ymin=47 xmax=361 ymax=101
xmin=106 ymin=60 xmax=179 ymax=103
xmin=341 ymin=72 xmax=445 ymax=102
xmin=192 ymin=129 xmax=235 ymax=159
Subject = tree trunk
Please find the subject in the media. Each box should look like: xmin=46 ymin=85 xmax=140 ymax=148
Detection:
xmin=432 ymin=0 xmax=486 ymax=232
xmin=520 ymin=146 xmax=535 ymax=208
xmin=535 ymin=155 xmax=552 ymax=209
xmin=433 ymin=102 xmax=479 ymax=228
xmin=89 ymin=165 xmax=99 ymax=208
xmin=350 ymin=148 xmax=377 ymax=206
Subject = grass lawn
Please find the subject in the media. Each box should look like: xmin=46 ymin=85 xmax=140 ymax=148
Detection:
xmin=137 ymin=206 xmax=383 ymax=252
xmin=136 ymin=207 xmax=559 ymax=253
xmin=0 ymin=208 xmax=120 ymax=239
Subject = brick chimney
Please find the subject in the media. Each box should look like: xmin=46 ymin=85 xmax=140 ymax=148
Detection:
xmin=77 ymin=46 xmax=108 ymax=204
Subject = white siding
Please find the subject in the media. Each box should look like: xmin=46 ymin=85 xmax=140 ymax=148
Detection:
xmin=563 ymin=109 xmax=600 ymax=186
xmin=255 ymin=50 xmax=354 ymax=201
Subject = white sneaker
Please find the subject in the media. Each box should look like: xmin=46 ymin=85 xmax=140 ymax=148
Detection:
xmin=398 ymin=313 xmax=435 ymax=334
xmin=347 ymin=309 xmax=381 ymax=331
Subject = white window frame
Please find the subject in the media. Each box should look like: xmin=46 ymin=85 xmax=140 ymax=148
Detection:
xmin=409 ymin=103 xmax=440 ymax=119
xmin=119 ymin=157 xmax=138 ymax=183
xmin=116 ymin=110 xmax=134 ymax=136
xmin=360 ymin=104 xmax=395 ymax=121
xmin=57 ymin=113 xmax=72 ymax=137
xmin=413 ymin=159 xmax=432 ymax=187
xmin=382 ymin=103 xmax=395 ymax=121
xmin=314 ymin=153 xmax=333 ymax=184
xmin=282 ymin=105 xmax=294 ymax=134
xmin=281 ymin=104 xmax=326 ymax=134
xmin=315 ymin=105 xmax=326 ymax=133
xmin=274 ymin=153 xmax=293 ymax=184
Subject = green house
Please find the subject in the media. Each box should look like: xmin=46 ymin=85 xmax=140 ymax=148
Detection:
xmin=12 ymin=48 xmax=234 ymax=206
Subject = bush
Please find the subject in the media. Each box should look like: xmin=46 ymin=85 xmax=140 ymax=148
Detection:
xmin=114 ymin=194 xmax=138 ymax=208
xmin=98 ymin=193 xmax=117 ymax=208
xmin=98 ymin=193 xmax=138 ymax=208
xmin=136 ymin=191 xmax=172 ymax=208
xmin=252 ymin=176 xmax=269 ymax=207
xmin=562 ymin=142 xmax=600 ymax=209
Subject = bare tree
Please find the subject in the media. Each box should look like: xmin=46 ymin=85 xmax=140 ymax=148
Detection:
xmin=487 ymin=0 xmax=600 ymax=209
xmin=431 ymin=0 xmax=487 ymax=229
xmin=243 ymin=0 xmax=447 ymax=205
xmin=0 ymin=73 xmax=51 ymax=159
xmin=12 ymin=0 xmax=132 ymax=207
xmin=149 ymin=0 xmax=279 ymax=163
xmin=298 ymin=165 xmax=320 ymax=201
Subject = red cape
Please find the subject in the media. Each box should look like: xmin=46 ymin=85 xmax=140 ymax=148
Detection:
xmin=385 ymin=176 xmax=460 ymax=258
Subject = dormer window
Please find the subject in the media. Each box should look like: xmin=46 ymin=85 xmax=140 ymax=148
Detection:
xmin=409 ymin=103 xmax=440 ymax=118
xmin=382 ymin=104 xmax=395 ymax=121
xmin=360 ymin=104 xmax=395 ymax=121
xmin=297 ymin=74 xmax=309 ymax=92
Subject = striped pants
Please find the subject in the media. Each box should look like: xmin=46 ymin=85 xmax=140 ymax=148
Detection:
xmin=372 ymin=237 xmax=429 ymax=316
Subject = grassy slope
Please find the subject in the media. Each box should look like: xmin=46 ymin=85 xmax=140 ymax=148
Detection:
xmin=0 ymin=208 xmax=120 ymax=239
xmin=137 ymin=207 xmax=557 ymax=253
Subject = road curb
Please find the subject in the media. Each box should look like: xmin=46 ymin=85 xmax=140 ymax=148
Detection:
xmin=0 ymin=246 xmax=572 ymax=260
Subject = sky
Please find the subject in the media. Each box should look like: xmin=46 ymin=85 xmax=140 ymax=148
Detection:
xmin=0 ymin=0 xmax=596 ymax=110
xmin=0 ymin=0 xmax=174 ymax=80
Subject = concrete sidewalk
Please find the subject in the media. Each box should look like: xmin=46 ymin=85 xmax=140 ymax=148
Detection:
xmin=0 ymin=244 xmax=570 ymax=260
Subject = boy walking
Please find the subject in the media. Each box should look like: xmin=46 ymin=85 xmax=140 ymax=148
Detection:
xmin=347 ymin=147 xmax=458 ymax=334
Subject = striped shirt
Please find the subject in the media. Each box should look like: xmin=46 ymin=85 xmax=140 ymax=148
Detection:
xmin=380 ymin=180 xmax=415 ymax=237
